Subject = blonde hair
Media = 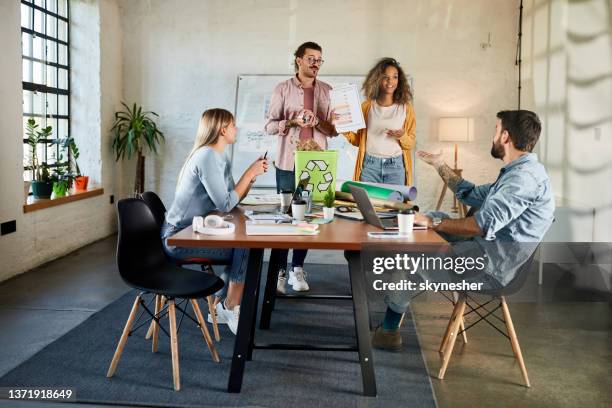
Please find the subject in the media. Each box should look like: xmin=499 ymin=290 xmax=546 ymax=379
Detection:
xmin=177 ymin=108 xmax=234 ymax=186
xmin=362 ymin=57 xmax=413 ymax=104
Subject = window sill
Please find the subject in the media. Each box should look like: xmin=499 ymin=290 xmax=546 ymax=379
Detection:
xmin=23 ymin=187 xmax=105 ymax=213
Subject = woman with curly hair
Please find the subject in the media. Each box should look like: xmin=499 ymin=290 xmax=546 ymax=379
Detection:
xmin=339 ymin=58 xmax=416 ymax=185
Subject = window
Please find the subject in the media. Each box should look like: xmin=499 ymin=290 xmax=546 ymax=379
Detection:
xmin=21 ymin=0 xmax=70 ymax=181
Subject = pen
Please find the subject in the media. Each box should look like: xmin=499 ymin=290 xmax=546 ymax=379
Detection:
xmin=263 ymin=151 xmax=268 ymax=159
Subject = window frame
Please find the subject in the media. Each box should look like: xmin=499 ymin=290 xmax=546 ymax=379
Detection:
xmin=21 ymin=0 xmax=71 ymax=180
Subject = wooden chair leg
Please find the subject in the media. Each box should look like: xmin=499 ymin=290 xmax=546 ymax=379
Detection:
xmin=501 ymin=297 xmax=531 ymax=387
xmin=439 ymin=294 xmax=462 ymax=353
xmin=168 ymin=299 xmax=180 ymax=391
xmin=145 ymin=295 xmax=158 ymax=340
xmin=438 ymin=295 xmax=467 ymax=379
xmin=191 ymin=299 xmax=221 ymax=363
xmin=207 ymin=296 xmax=221 ymax=341
xmin=453 ymin=292 xmax=468 ymax=344
xmin=152 ymin=295 xmax=162 ymax=353
xmin=147 ymin=295 xmax=167 ymax=340
xmin=107 ymin=295 xmax=141 ymax=378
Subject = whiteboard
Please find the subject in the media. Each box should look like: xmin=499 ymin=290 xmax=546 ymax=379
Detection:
xmin=231 ymin=74 xmax=365 ymax=188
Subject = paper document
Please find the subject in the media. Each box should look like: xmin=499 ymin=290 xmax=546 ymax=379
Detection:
xmin=241 ymin=194 xmax=280 ymax=206
xmin=245 ymin=213 xmax=292 ymax=222
xmin=330 ymin=84 xmax=366 ymax=133
xmin=245 ymin=221 xmax=320 ymax=236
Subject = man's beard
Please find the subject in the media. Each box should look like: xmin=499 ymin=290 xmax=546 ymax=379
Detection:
xmin=490 ymin=140 xmax=504 ymax=159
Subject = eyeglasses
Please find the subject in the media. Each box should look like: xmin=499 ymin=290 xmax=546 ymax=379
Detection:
xmin=303 ymin=56 xmax=324 ymax=66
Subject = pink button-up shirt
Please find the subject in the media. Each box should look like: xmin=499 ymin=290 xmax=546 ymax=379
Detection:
xmin=264 ymin=75 xmax=334 ymax=171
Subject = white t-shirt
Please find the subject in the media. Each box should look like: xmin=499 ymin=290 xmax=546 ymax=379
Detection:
xmin=365 ymin=101 xmax=406 ymax=158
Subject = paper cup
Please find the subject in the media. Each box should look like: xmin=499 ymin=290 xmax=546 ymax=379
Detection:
xmin=398 ymin=212 xmax=414 ymax=235
xmin=292 ymin=201 xmax=306 ymax=221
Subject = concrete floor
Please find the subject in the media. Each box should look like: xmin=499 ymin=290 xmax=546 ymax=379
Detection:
xmin=0 ymin=235 xmax=610 ymax=407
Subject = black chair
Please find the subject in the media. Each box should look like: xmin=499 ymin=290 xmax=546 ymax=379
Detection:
xmin=437 ymin=248 xmax=538 ymax=387
xmin=141 ymin=191 xmax=228 ymax=341
xmin=106 ymin=198 xmax=224 ymax=391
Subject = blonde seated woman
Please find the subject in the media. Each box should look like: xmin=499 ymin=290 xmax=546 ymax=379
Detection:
xmin=338 ymin=57 xmax=416 ymax=186
xmin=161 ymin=108 xmax=269 ymax=334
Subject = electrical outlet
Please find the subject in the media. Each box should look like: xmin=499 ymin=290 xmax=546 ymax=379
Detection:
xmin=1 ymin=220 xmax=17 ymax=236
xmin=110 ymin=194 xmax=115 ymax=204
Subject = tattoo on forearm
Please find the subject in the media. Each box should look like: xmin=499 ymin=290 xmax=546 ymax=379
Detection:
xmin=436 ymin=164 xmax=461 ymax=193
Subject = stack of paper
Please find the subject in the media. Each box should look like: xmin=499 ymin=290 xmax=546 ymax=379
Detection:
xmin=245 ymin=221 xmax=320 ymax=236
xmin=241 ymin=194 xmax=280 ymax=206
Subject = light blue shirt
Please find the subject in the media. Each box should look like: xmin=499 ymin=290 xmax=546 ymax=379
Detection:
xmin=457 ymin=153 xmax=555 ymax=242
xmin=165 ymin=147 xmax=239 ymax=229
xmin=453 ymin=153 xmax=555 ymax=285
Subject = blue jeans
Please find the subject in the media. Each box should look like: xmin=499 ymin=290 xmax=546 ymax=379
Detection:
xmin=360 ymin=153 xmax=405 ymax=185
xmin=275 ymin=167 xmax=308 ymax=269
xmin=161 ymin=222 xmax=248 ymax=299
xmin=384 ymin=211 xmax=503 ymax=314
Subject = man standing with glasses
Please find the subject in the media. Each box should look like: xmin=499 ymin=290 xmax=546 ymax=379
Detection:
xmin=265 ymin=41 xmax=337 ymax=293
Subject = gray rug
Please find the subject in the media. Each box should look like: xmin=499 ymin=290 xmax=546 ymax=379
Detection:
xmin=0 ymin=264 xmax=435 ymax=407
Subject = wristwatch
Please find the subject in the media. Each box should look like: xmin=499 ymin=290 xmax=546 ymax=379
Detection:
xmin=431 ymin=217 xmax=442 ymax=228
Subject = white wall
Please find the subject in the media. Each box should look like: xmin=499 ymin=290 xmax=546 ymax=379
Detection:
xmin=118 ymin=0 xmax=520 ymax=212
xmin=0 ymin=0 xmax=122 ymax=282
xmin=522 ymin=0 xmax=612 ymax=241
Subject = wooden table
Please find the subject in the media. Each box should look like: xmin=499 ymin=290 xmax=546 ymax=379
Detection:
xmin=168 ymin=208 xmax=448 ymax=396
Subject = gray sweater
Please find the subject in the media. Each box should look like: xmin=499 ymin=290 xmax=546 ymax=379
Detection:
xmin=165 ymin=147 xmax=239 ymax=229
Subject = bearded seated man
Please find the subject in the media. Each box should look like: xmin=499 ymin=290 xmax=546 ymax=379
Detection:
xmin=372 ymin=110 xmax=555 ymax=351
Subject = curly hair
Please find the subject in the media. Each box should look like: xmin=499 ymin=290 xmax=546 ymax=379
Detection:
xmin=362 ymin=58 xmax=412 ymax=104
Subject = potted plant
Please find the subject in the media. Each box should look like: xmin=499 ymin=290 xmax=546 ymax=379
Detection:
xmin=49 ymin=154 xmax=75 ymax=198
xmin=323 ymin=187 xmax=335 ymax=220
xmin=111 ymin=102 xmax=164 ymax=196
xmin=25 ymin=119 xmax=54 ymax=199
xmin=61 ymin=137 xmax=88 ymax=190
xmin=23 ymin=180 xmax=31 ymax=202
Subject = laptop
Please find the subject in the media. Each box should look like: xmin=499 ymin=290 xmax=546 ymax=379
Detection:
xmin=348 ymin=185 xmax=400 ymax=230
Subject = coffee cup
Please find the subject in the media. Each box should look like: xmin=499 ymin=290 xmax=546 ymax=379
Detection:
xmin=291 ymin=199 xmax=307 ymax=221
xmin=279 ymin=190 xmax=293 ymax=210
xmin=398 ymin=209 xmax=415 ymax=235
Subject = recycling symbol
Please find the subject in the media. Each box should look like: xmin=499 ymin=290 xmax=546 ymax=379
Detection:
xmin=300 ymin=160 xmax=334 ymax=192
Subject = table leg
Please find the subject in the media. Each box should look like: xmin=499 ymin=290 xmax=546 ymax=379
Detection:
xmin=260 ymin=249 xmax=284 ymax=330
xmin=228 ymin=248 xmax=263 ymax=393
xmin=247 ymin=258 xmax=263 ymax=361
xmin=346 ymin=250 xmax=377 ymax=397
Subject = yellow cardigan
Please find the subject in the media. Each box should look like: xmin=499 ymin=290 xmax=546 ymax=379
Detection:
xmin=343 ymin=100 xmax=416 ymax=186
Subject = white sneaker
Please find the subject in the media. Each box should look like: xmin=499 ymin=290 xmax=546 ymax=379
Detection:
xmin=276 ymin=269 xmax=287 ymax=295
xmin=215 ymin=301 xmax=240 ymax=335
xmin=207 ymin=304 xmax=227 ymax=324
xmin=288 ymin=267 xmax=310 ymax=292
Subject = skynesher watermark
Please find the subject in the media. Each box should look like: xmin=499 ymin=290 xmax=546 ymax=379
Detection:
xmin=370 ymin=254 xmax=488 ymax=292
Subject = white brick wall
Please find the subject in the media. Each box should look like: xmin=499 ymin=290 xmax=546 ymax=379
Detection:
xmin=0 ymin=0 xmax=123 ymax=283
xmin=117 ymin=0 xmax=518 ymax=210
